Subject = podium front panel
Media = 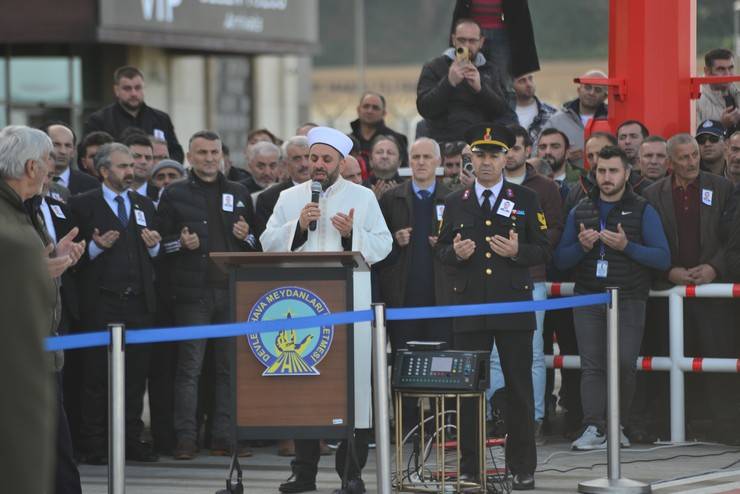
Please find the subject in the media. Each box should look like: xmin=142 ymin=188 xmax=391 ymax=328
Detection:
xmin=230 ymin=266 xmax=354 ymax=439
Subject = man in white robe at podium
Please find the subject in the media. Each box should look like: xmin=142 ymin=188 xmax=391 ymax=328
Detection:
xmin=261 ymin=126 xmax=392 ymax=494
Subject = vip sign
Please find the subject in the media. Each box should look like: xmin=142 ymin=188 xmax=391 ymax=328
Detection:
xmin=141 ymin=0 xmax=182 ymax=22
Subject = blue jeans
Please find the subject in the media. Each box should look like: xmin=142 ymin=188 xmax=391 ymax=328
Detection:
xmin=487 ymin=282 xmax=546 ymax=421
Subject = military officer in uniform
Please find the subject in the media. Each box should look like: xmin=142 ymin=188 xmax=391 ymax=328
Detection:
xmin=435 ymin=124 xmax=550 ymax=490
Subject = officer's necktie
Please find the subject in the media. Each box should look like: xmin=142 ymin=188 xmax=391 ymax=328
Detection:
xmin=114 ymin=195 xmax=128 ymax=226
xmin=418 ymin=189 xmax=431 ymax=200
xmin=482 ymin=189 xmax=493 ymax=214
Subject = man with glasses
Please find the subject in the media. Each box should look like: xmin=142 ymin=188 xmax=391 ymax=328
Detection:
xmin=542 ymin=70 xmax=609 ymax=171
xmin=696 ymin=120 xmax=727 ymax=176
xmin=417 ymin=18 xmax=514 ymax=144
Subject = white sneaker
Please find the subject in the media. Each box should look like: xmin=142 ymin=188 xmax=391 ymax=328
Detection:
xmin=620 ymin=426 xmax=631 ymax=448
xmin=571 ymin=425 xmax=606 ymax=450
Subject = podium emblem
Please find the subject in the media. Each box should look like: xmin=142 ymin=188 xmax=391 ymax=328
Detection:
xmin=246 ymin=286 xmax=334 ymax=376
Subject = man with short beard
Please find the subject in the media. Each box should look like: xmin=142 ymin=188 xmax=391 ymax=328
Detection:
xmin=254 ymin=136 xmax=311 ymax=237
xmin=417 ymin=18 xmax=513 ymax=143
xmin=261 ymin=127 xmax=392 ymax=494
xmin=84 ymin=66 xmax=184 ymax=162
xmin=363 ymin=134 xmax=405 ymax=199
xmin=565 ymin=132 xmax=653 ymax=215
xmin=555 ymin=145 xmax=670 ymax=451
xmin=70 ymin=143 xmax=162 ymax=464
xmin=638 ymin=136 xmax=669 ymax=181
xmin=44 ymin=123 xmax=99 ymax=195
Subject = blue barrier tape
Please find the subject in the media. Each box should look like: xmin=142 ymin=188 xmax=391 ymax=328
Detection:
xmin=45 ymin=293 xmax=609 ymax=352
xmin=46 ymin=309 xmax=374 ymax=352
xmin=386 ymin=293 xmax=610 ymax=320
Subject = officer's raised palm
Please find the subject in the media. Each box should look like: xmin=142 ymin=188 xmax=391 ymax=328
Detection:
xmin=490 ymin=229 xmax=519 ymax=258
xmin=453 ymin=233 xmax=476 ymax=260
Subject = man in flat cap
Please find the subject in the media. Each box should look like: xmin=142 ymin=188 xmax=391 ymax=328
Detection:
xmin=261 ymin=126 xmax=392 ymax=494
xmin=435 ymin=124 xmax=550 ymax=490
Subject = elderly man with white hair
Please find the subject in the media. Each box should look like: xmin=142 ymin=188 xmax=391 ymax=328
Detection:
xmin=0 ymin=125 xmax=84 ymax=493
xmin=240 ymin=140 xmax=281 ymax=197
xmin=253 ymin=135 xmax=311 ymax=237
xmin=541 ymin=69 xmax=609 ymax=170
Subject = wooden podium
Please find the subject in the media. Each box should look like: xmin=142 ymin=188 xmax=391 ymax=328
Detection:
xmin=211 ymin=251 xmax=367 ymax=440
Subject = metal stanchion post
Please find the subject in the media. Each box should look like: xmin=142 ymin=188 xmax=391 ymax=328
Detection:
xmin=578 ymin=288 xmax=650 ymax=494
xmin=668 ymin=292 xmax=686 ymax=443
xmin=371 ymin=304 xmax=392 ymax=494
xmin=108 ymin=323 xmax=126 ymax=494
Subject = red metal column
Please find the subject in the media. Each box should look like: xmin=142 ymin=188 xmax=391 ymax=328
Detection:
xmin=607 ymin=0 xmax=696 ymax=137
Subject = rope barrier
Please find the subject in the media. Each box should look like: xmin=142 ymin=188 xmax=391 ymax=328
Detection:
xmin=45 ymin=293 xmax=610 ymax=352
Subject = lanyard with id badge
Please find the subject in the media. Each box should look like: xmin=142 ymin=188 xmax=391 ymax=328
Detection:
xmin=596 ymin=218 xmax=608 ymax=278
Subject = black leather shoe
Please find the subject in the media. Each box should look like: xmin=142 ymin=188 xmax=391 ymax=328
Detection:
xmin=279 ymin=476 xmax=317 ymax=493
xmin=331 ymin=478 xmax=366 ymax=494
xmin=127 ymin=441 xmax=159 ymax=462
xmin=512 ymin=473 xmax=535 ymax=490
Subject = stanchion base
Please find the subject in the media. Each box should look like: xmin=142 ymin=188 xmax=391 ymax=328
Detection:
xmin=578 ymin=477 xmax=651 ymax=493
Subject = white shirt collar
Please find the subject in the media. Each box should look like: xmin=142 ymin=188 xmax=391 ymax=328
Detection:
xmin=474 ymin=178 xmax=504 ymax=205
xmin=134 ymin=182 xmax=148 ymax=196
xmin=57 ymin=167 xmax=71 ymax=187
xmin=39 ymin=198 xmax=58 ymax=244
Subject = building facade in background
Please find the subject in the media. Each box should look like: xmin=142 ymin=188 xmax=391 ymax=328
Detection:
xmin=0 ymin=0 xmax=317 ymax=166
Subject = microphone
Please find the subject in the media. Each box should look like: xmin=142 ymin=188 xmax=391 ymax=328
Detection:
xmin=309 ymin=181 xmax=323 ymax=231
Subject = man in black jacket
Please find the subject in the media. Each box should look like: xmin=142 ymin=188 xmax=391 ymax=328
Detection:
xmin=70 ymin=143 xmax=162 ymax=464
xmin=349 ymin=91 xmax=409 ymax=166
xmin=44 ymin=123 xmax=99 ymax=195
xmin=451 ymin=0 xmax=540 ymax=82
xmin=84 ymin=66 xmax=184 ymax=162
xmin=157 ymin=130 xmax=258 ymax=459
xmin=417 ymin=18 xmax=514 ymax=144
xmin=435 ymin=124 xmax=550 ymax=490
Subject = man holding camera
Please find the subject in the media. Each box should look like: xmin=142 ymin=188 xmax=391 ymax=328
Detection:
xmin=416 ymin=18 xmax=515 ymax=145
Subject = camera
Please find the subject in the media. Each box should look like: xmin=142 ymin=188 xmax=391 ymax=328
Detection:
xmin=462 ymin=155 xmax=474 ymax=175
xmin=455 ymin=46 xmax=470 ymax=63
